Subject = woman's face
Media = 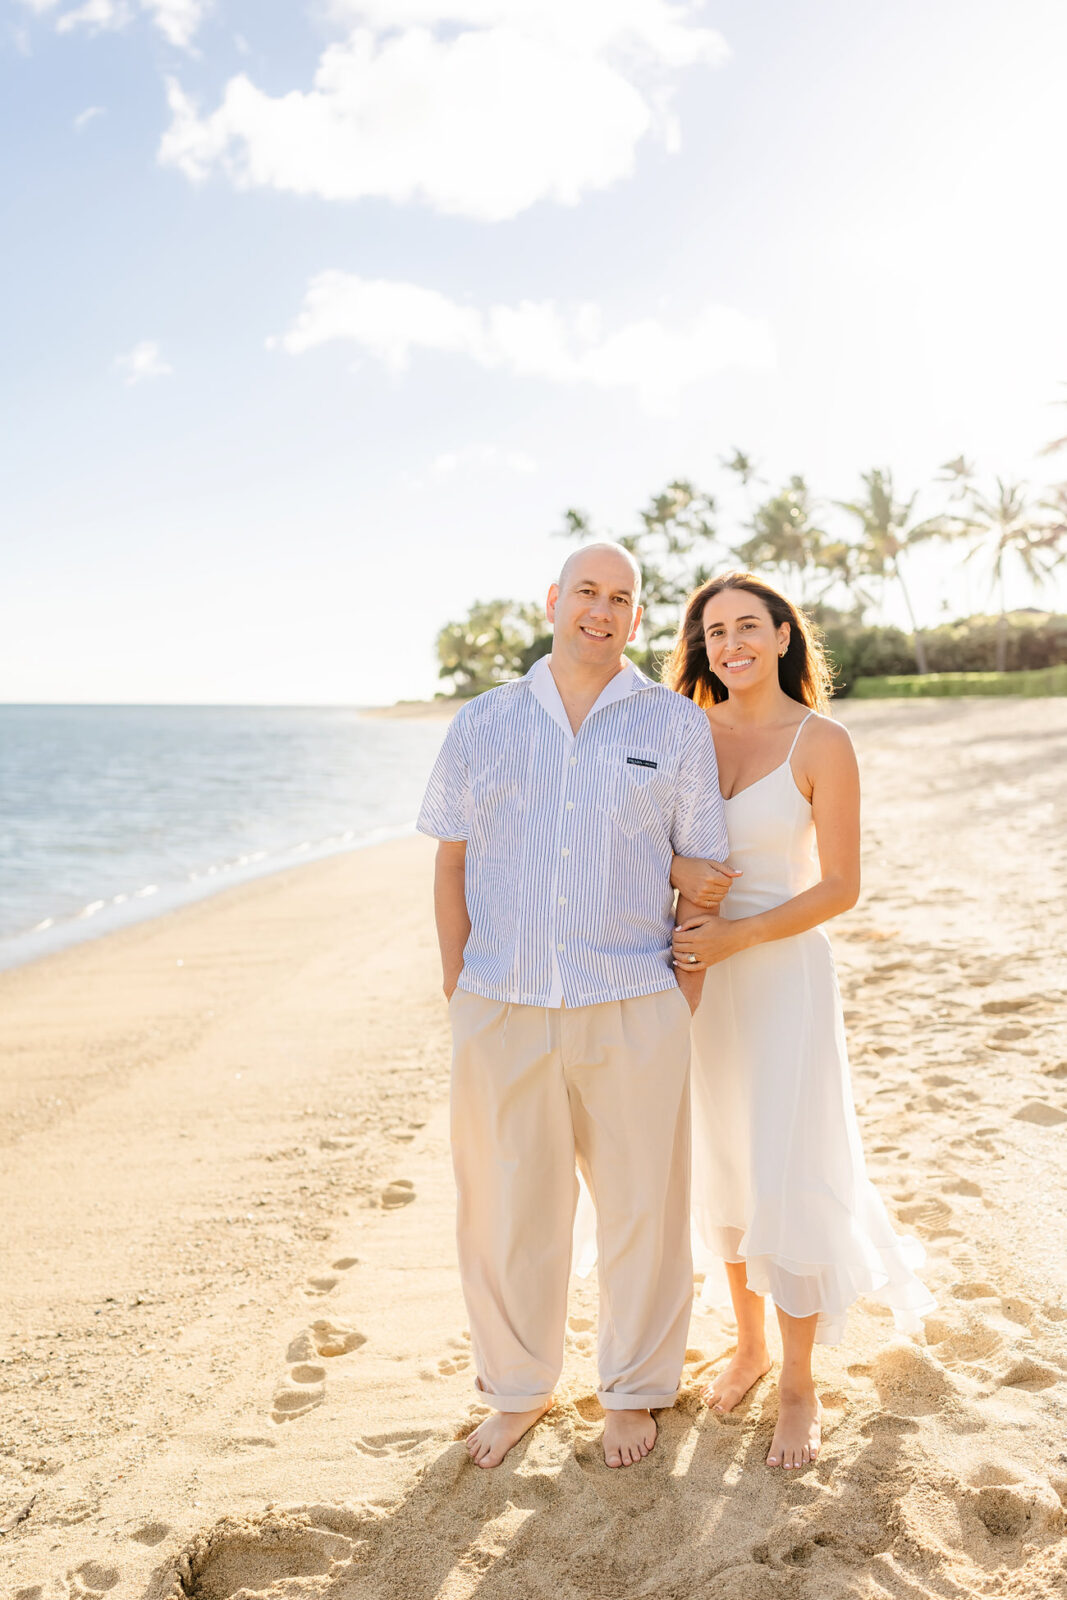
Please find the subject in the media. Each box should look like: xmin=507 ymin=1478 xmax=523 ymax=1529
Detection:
xmin=701 ymin=589 xmax=789 ymax=692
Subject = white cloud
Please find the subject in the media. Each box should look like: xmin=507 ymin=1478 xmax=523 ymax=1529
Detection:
xmin=56 ymin=0 xmax=131 ymax=35
xmin=274 ymin=272 xmax=774 ymax=411
xmin=432 ymin=444 xmax=537 ymax=476
xmin=19 ymin=0 xmax=207 ymax=48
xmin=159 ymin=2 xmax=728 ymax=219
xmin=73 ymin=104 xmax=105 ymax=129
xmin=141 ymin=0 xmax=207 ymax=49
xmin=114 ymin=340 xmax=173 ymax=384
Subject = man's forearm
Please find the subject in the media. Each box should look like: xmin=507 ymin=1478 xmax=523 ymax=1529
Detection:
xmin=434 ymin=849 xmax=471 ymax=997
xmin=674 ymin=892 xmax=711 ymax=1010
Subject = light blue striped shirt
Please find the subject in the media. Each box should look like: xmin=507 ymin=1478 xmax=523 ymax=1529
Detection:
xmin=417 ymin=656 xmax=729 ymax=1008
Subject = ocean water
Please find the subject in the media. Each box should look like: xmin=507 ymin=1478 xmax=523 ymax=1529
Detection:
xmin=0 ymin=705 xmax=450 ymax=971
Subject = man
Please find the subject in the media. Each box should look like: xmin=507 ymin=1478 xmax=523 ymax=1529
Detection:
xmin=417 ymin=543 xmax=729 ymax=1470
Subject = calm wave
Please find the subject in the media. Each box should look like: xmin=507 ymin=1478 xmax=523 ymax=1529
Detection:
xmin=0 ymin=705 xmax=449 ymax=969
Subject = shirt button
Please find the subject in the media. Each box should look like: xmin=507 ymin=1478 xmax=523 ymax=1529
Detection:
xmin=557 ymin=943 xmax=565 ymax=953
xmin=558 ymin=896 xmax=566 ymax=907
xmin=569 ymin=756 xmax=577 ymax=766
xmin=561 ymin=847 xmax=570 ymax=857
xmin=565 ymin=800 xmax=574 ymax=811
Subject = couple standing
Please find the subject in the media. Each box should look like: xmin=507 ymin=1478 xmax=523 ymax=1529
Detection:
xmin=417 ymin=543 xmax=933 ymax=1473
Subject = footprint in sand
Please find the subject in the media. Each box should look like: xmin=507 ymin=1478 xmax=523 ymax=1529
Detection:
xmin=999 ymin=1357 xmax=1061 ymax=1391
xmin=1013 ymin=1101 xmax=1067 ymax=1126
xmin=332 ymin=1255 xmax=360 ymax=1270
xmin=895 ymin=1197 xmax=959 ymax=1238
xmin=354 ymin=1428 xmax=433 ymax=1457
xmin=868 ymin=1343 xmax=955 ymax=1416
xmin=129 ymin=1521 xmax=170 ymax=1546
xmin=178 ymin=1513 xmax=359 ymax=1599
xmin=272 ymin=1364 xmax=326 ymax=1424
xmin=306 ymin=1319 xmax=367 ymax=1359
xmin=381 ymin=1179 xmax=416 ymax=1209
xmin=64 ymin=1563 xmax=121 ymax=1597
xmin=941 ymin=1176 xmax=983 ymax=1197
xmin=965 ymin=1471 xmax=1064 ymax=1537
xmin=218 ymin=1434 xmax=277 ymax=1453
xmin=303 ymin=1274 xmax=340 ymax=1298
xmin=436 ymin=1352 xmax=471 ymax=1376
xmin=990 ymin=1024 xmax=1032 ymax=1045
xmin=926 ymin=1318 xmax=1005 ymax=1372
xmin=981 ymin=997 xmax=1038 ymax=1015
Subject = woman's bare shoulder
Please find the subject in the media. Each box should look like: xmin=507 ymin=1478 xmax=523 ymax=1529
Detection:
xmin=802 ymin=712 xmax=858 ymax=777
xmin=804 ymin=710 xmax=852 ymax=747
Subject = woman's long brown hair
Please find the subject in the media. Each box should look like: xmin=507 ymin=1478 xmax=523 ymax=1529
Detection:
xmin=664 ymin=570 xmax=834 ymax=712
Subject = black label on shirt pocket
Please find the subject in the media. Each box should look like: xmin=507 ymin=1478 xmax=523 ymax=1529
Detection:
xmin=626 ymin=756 xmax=658 ymax=769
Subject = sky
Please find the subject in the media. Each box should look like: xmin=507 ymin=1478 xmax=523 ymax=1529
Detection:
xmin=3 ymin=0 xmax=1066 ymax=705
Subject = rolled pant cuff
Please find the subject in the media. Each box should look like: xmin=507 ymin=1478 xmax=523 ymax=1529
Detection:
xmin=597 ymin=1389 xmax=679 ymax=1411
xmin=476 ymin=1386 xmax=555 ymax=1413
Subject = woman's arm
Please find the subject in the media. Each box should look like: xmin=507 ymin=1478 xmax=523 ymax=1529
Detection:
xmin=673 ymin=892 xmax=711 ymax=1012
xmin=672 ymin=721 xmax=860 ymax=971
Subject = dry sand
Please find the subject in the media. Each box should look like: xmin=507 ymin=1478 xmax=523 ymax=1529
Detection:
xmin=1 ymin=697 xmax=1065 ymax=1600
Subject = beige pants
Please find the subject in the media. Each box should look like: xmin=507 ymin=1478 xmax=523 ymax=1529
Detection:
xmin=449 ymin=986 xmax=693 ymax=1412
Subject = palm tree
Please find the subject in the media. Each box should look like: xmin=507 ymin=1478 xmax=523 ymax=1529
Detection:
xmin=436 ymin=598 xmax=549 ymax=695
xmin=952 ymin=479 xmax=1065 ymax=671
xmin=733 ymin=475 xmax=831 ymax=605
xmin=835 ymin=468 xmax=942 ymax=673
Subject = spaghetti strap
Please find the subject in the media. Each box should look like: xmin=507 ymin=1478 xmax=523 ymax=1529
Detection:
xmin=786 ymin=710 xmax=815 ymax=762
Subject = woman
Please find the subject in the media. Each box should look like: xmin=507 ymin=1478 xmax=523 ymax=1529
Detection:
xmin=668 ymin=571 xmax=934 ymax=1471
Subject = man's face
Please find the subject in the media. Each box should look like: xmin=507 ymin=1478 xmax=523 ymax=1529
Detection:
xmin=546 ymin=551 xmax=643 ymax=664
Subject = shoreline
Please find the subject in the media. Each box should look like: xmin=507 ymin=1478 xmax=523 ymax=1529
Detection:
xmin=0 ymin=820 xmax=420 ymax=976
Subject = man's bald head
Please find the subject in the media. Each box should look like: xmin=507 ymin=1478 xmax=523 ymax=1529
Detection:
xmin=546 ymin=542 xmax=644 ymax=669
xmin=558 ymin=542 xmax=642 ymax=603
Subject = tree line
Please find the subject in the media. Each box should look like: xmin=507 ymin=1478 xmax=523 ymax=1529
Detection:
xmin=436 ymin=402 xmax=1067 ymax=696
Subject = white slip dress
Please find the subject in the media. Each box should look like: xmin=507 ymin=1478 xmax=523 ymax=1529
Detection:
xmin=688 ymin=712 xmax=935 ymax=1344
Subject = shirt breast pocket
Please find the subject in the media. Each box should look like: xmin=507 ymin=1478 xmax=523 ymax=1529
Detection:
xmin=596 ymin=746 xmax=670 ymax=838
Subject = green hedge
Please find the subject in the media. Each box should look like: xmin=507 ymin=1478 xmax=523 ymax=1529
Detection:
xmin=823 ymin=611 xmax=1067 ymax=691
xmin=849 ymin=664 xmax=1067 ymax=698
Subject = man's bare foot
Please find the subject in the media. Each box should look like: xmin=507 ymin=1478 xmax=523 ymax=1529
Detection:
xmin=603 ymin=1408 xmax=657 ymax=1468
xmin=766 ymin=1384 xmax=822 ymax=1469
xmin=701 ymin=1346 xmax=772 ymax=1414
xmin=465 ymin=1401 xmax=552 ymax=1469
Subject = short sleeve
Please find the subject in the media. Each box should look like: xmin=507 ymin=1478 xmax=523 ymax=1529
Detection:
xmin=416 ymin=711 xmax=473 ymax=841
xmin=670 ymin=711 xmax=730 ymax=861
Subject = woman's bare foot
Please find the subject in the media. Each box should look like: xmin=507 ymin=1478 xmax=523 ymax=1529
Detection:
xmin=701 ymin=1346 xmax=772 ymax=1414
xmin=603 ymin=1408 xmax=657 ymax=1468
xmin=766 ymin=1383 xmax=822 ymax=1469
xmin=465 ymin=1401 xmax=553 ymax=1469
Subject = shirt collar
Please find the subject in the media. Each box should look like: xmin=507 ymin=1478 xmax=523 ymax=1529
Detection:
xmin=525 ymin=653 xmax=654 ymax=739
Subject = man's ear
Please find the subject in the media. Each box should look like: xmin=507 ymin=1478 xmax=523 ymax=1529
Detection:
xmin=546 ymin=583 xmax=559 ymax=624
xmin=628 ymin=603 xmax=644 ymax=644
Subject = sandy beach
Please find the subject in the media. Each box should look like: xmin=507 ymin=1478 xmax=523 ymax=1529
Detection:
xmin=2 ymin=697 xmax=1065 ymax=1600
